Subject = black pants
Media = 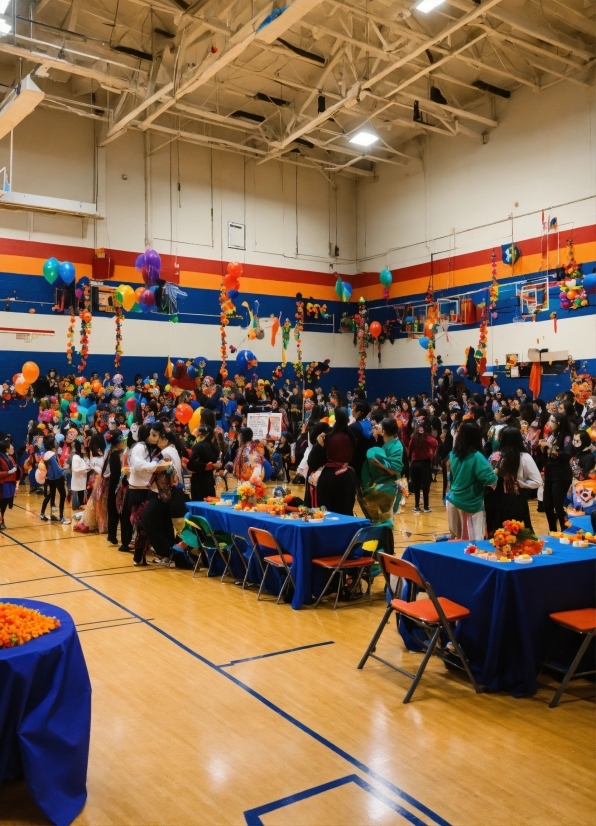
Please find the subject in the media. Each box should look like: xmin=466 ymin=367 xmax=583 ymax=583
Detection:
xmin=142 ymin=493 xmax=175 ymax=558
xmin=120 ymin=488 xmax=132 ymax=549
xmin=128 ymin=488 xmax=151 ymax=563
xmin=42 ymin=477 xmax=66 ymax=518
xmin=543 ymin=471 xmax=572 ymax=532
xmin=107 ymin=488 xmax=120 ymax=544
xmin=441 ymin=458 xmax=449 ymax=500
xmin=410 ymin=459 xmax=432 ymax=509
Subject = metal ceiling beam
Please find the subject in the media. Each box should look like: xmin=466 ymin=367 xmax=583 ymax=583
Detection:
xmin=254 ymin=0 xmax=323 ymax=44
xmin=485 ymin=6 xmax=594 ymax=61
xmin=478 ymin=24 xmax=591 ymax=70
xmin=394 ymin=91 xmax=498 ymax=128
xmin=454 ymin=54 xmax=539 ymax=90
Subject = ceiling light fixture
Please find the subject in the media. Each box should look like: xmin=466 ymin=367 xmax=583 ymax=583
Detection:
xmin=413 ymin=0 xmax=445 ymax=13
xmin=0 ymin=1 xmax=10 ymax=14
xmin=0 ymin=20 xmax=11 ymax=35
xmin=349 ymin=129 xmax=379 ymax=147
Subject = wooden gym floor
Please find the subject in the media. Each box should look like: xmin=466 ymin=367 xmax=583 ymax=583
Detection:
xmin=0 ymin=482 xmax=594 ymax=826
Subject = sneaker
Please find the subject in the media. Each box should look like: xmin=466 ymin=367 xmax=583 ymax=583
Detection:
xmin=51 ymin=506 xmax=57 ymax=514
xmin=107 ymin=539 xmax=118 ymax=546
xmin=72 ymin=512 xmax=83 ymax=521
xmin=0 ymin=522 xmax=6 ymax=530
xmin=34 ymin=488 xmax=44 ymax=495
xmin=118 ymin=545 xmax=133 ymax=553
xmin=40 ymin=514 xmax=50 ymax=521
xmin=423 ymin=507 xmax=432 ymax=514
xmin=50 ymin=515 xmax=60 ymax=522
xmin=60 ymin=517 xmax=71 ymax=525
xmin=412 ymin=507 xmax=421 ymax=514
xmin=152 ymin=556 xmax=169 ymax=565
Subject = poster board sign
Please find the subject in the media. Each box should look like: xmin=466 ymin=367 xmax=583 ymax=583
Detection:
xmin=247 ymin=413 xmax=282 ymax=441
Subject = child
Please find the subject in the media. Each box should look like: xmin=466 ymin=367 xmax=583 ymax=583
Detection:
xmin=40 ymin=437 xmax=70 ymax=524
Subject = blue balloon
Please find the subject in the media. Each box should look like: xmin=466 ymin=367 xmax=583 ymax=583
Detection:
xmin=187 ymin=364 xmax=197 ymax=380
xmin=236 ymin=350 xmax=258 ymax=371
xmin=262 ymin=459 xmax=272 ymax=482
xmin=405 ymin=316 xmax=414 ymax=323
xmin=342 ymin=282 xmax=353 ymax=297
xmin=194 ymin=356 xmax=208 ymax=368
xmin=227 ymin=289 xmax=239 ymax=300
xmin=78 ymin=396 xmax=91 ymax=408
xmin=77 ymin=405 xmax=87 ymax=420
xmin=190 ymin=400 xmax=199 ymax=410
xmin=59 ymin=261 xmax=76 ymax=285
xmin=418 ymin=337 xmax=430 ymax=349
xmin=583 ymin=273 xmax=596 ymax=294
xmin=86 ymin=404 xmax=97 ymax=418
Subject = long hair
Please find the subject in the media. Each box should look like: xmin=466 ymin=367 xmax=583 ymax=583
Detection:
xmin=550 ymin=413 xmax=572 ymax=447
xmin=328 ymin=408 xmax=356 ymax=446
xmin=409 ymin=415 xmax=430 ymax=452
xmin=498 ymin=427 xmax=525 ymax=481
xmin=452 ymin=421 xmax=482 ymax=459
xmin=533 ymin=399 xmax=549 ymax=430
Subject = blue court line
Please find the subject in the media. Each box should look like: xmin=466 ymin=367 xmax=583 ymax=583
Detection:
xmin=3 ymin=529 xmax=451 ymax=826
xmin=0 ymin=574 xmax=68 ymax=587
xmin=219 ymin=640 xmax=335 ymax=667
xmin=244 ymin=774 xmax=427 ymax=826
xmin=25 ymin=588 xmax=89 ymax=599
xmin=78 ymin=620 xmax=146 ymax=633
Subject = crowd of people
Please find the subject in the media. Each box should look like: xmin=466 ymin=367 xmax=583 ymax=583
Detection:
xmin=5 ymin=365 xmax=596 ymax=564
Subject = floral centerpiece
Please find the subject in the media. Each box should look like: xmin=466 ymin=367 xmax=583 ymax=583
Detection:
xmin=0 ymin=603 xmax=61 ymax=649
xmin=464 ymin=519 xmax=545 ymax=562
xmin=235 ymin=479 xmax=267 ymax=509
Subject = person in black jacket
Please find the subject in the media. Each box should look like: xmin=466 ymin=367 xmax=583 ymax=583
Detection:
xmin=539 ymin=413 xmax=573 ymax=532
xmin=187 ymin=425 xmax=221 ymax=501
xmin=106 ymin=431 xmax=124 ymax=545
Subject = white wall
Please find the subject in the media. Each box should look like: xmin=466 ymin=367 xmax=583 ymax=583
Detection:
xmin=357 ymin=82 xmax=596 ymax=272
xmin=0 ymin=107 xmax=356 ymax=274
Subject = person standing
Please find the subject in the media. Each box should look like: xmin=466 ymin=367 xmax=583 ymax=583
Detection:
xmin=187 ymin=425 xmax=221 ymax=500
xmin=407 ymin=417 xmax=438 ymax=513
xmin=540 ymin=412 xmax=573 ymax=532
xmin=447 ymin=422 xmax=497 ymax=541
xmin=70 ymin=440 xmax=90 ymax=513
xmin=0 ymin=440 xmax=20 ymax=530
xmin=40 ymin=437 xmax=70 ymax=524
xmin=485 ymin=427 xmax=542 ymax=534
xmin=106 ymin=431 xmax=125 ymax=546
xmin=308 ymin=409 xmax=357 ymax=515
xmin=126 ymin=425 xmax=167 ymax=566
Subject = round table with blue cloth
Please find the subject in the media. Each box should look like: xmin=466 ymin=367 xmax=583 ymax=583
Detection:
xmin=0 ymin=598 xmax=92 ymax=826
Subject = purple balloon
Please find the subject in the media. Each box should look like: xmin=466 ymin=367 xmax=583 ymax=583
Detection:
xmin=135 ymin=253 xmax=146 ymax=271
xmin=561 ymin=299 xmax=572 ymax=309
xmin=144 ymin=248 xmax=161 ymax=272
xmin=146 ymin=265 xmax=160 ymax=286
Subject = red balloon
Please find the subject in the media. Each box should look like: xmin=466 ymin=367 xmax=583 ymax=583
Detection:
xmin=175 ymin=403 xmax=193 ymax=424
xmin=140 ymin=289 xmax=156 ymax=307
xmin=227 ymin=261 xmax=243 ymax=279
xmin=125 ymin=398 xmax=136 ymax=412
xmin=69 ymin=402 xmax=78 ymax=413
xmin=369 ymin=321 xmax=382 ymax=339
xmin=222 ymin=273 xmax=236 ymax=290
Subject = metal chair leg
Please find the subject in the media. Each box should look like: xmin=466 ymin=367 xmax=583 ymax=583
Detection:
xmin=358 ymin=605 xmax=394 ymax=669
xmin=403 ymin=625 xmax=442 ymax=704
xmin=549 ymin=629 xmax=596 ymax=708
xmin=312 ymin=568 xmax=339 ymax=608
xmin=256 ymin=561 xmax=270 ymax=601
xmin=442 ymin=619 xmax=483 ymax=694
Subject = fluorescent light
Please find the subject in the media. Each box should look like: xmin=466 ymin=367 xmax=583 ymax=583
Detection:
xmin=0 ymin=20 xmax=11 ymax=35
xmin=349 ymin=130 xmax=379 ymax=147
xmin=414 ymin=0 xmax=445 ymax=12
xmin=0 ymin=1 xmax=10 ymax=14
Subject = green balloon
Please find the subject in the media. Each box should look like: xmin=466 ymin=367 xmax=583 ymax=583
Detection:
xmin=130 ymin=302 xmax=143 ymax=313
xmin=335 ymin=276 xmax=343 ymax=298
xmin=379 ymin=268 xmax=392 ymax=287
xmin=124 ymin=390 xmax=135 ymax=401
xmin=60 ymin=398 xmax=69 ymax=411
xmin=170 ymin=315 xmax=179 ymax=323
xmin=43 ymin=257 xmax=60 ymax=284
xmin=127 ymin=413 xmax=133 ymax=426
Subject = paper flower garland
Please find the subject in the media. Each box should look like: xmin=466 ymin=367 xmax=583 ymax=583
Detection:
xmin=114 ymin=306 xmax=123 ymax=369
xmin=66 ymin=314 xmax=76 ymax=365
xmin=281 ymin=319 xmax=292 ymax=367
xmin=489 ymin=250 xmax=499 ymax=316
xmin=219 ymin=281 xmax=229 ymax=380
xmin=475 ymin=309 xmax=488 ymax=374
xmin=78 ymin=283 xmax=92 ymax=373
xmin=355 ymin=297 xmax=368 ymax=389
xmin=293 ymin=298 xmax=304 ymax=378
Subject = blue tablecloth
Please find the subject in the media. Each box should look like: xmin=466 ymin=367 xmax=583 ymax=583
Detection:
xmin=0 ymin=599 xmax=92 ymax=826
xmin=400 ymin=540 xmax=596 ymax=697
xmin=566 ymin=515 xmax=592 ymax=533
xmin=187 ymin=502 xmax=370 ymax=609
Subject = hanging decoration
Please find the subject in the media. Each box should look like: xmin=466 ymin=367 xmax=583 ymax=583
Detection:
xmin=489 ymin=249 xmax=499 ymax=317
xmin=354 ymin=297 xmax=368 ymax=389
xmin=78 ymin=282 xmax=92 ymax=373
xmin=305 ymin=360 xmax=331 ymax=384
xmin=558 ymin=238 xmax=587 ymax=311
xmin=475 ymin=306 xmax=489 ymax=384
xmin=305 ymin=301 xmax=328 ymax=319
xmin=379 ymin=268 xmax=392 ymax=300
xmin=293 ymin=296 xmax=304 ymax=379
xmin=501 ymin=243 xmax=521 ymax=267
xmin=280 ymin=318 xmax=292 ymax=368
xmin=219 ymin=262 xmax=243 ymax=380
xmin=219 ymin=282 xmax=229 ymax=381
xmin=161 ymin=282 xmax=187 ymax=320
xmin=66 ymin=313 xmax=76 ymax=365
xmin=114 ymin=305 xmax=124 ymax=369
xmin=242 ymin=300 xmax=264 ymax=339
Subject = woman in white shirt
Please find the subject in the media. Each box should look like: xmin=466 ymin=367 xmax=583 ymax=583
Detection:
xmin=70 ymin=441 xmax=90 ymax=512
xmin=142 ymin=426 xmax=186 ymax=563
xmin=127 ymin=424 xmax=169 ymax=565
xmin=486 ymin=426 xmax=542 ymax=535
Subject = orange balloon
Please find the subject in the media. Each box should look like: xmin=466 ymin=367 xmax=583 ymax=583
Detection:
xmin=175 ymin=403 xmax=193 ymax=425
xmin=92 ymin=381 xmax=102 ymax=394
xmin=135 ymin=287 xmax=145 ymax=302
xmin=227 ymin=261 xmax=243 ymax=279
xmin=75 ymin=376 xmax=85 ymax=386
xmin=304 ymin=389 xmax=314 ymax=398
xmin=369 ymin=321 xmax=382 ymax=339
xmin=14 ymin=374 xmax=29 ymax=395
xmin=22 ymin=361 xmax=40 ymax=383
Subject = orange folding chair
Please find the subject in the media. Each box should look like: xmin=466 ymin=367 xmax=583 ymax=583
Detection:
xmin=247 ymin=527 xmax=294 ymax=604
xmin=546 ymin=608 xmax=596 ymax=708
xmin=357 ymin=552 xmax=482 ymax=703
xmin=311 ymin=526 xmax=386 ymax=609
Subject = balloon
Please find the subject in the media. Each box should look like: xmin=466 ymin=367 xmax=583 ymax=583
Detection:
xmin=86 ymin=404 xmax=97 ymax=418
xmin=81 ymin=310 xmax=92 ymax=323
xmin=559 ymin=292 xmax=567 ymax=300
xmin=14 ymin=375 xmax=29 ymax=395
xmin=188 ymin=407 xmax=202 ymax=432
xmin=121 ymin=286 xmax=136 ymax=311
xmin=223 ymin=273 xmax=237 ymax=290
xmin=134 ymin=287 xmax=145 ymax=303
xmin=583 ymin=273 xmax=596 ymax=294
xmin=140 ymin=289 xmax=156 ymax=308
xmin=144 ymin=248 xmax=161 ymax=273
xmin=35 ymin=468 xmax=46 ymax=485
xmin=194 ymin=356 xmax=208 ymax=369
xmin=60 ymin=398 xmax=69 ymax=411
xmin=135 ymin=253 xmax=146 ymax=271
xmin=175 ymin=403 xmax=193 ymax=424
xmin=22 ymin=361 xmax=39 ymax=383
xmin=77 ymin=406 xmax=87 ymax=419
xmin=342 ymin=282 xmax=353 ymax=302
xmin=125 ymin=398 xmax=136 ymax=412
xmin=227 ymin=261 xmax=243 ymax=279
xmin=43 ymin=258 xmax=60 ymax=284
xmin=561 ymin=299 xmax=572 ymax=309
xmin=262 ymin=460 xmax=272 ymax=483
xmin=418 ymin=337 xmax=430 ymax=349
xmin=145 ymin=266 xmax=160 ymax=287
xmin=369 ymin=321 xmax=382 ymax=339
xmin=78 ymin=396 xmax=90 ymax=408
xmin=187 ymin=364 xmax=197 ymax=380
xmin=379 ymin=268 xmax=392 ymax=288
xmin=69 ymin=402 xmax=78 ymax=413
xmin=236 ymin=350 xmax=258 ymax=371
xmin=59 ymin=261 xmax=76 ymax=285
xmin=91 ymin=381 xmax=102 ymax=393
xmin=457 ymin=366 xmax=467 ymax=376
xmin=304 ymin=389 xmax=314 ymax=398
xmin=335 ymin=276 xmax=343 ymax=298
xmin=227 ymin=289 xmax=239 ymax=300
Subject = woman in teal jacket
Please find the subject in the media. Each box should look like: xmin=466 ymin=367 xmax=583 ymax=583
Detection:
xmin=447 ymin=422 xmax=497 ymax=541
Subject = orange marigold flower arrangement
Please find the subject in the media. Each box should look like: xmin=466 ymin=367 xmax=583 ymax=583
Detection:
xmin=0 ymin=603 xmax=61 ymax=649
xmin=491 ymin=519 xmax=544 ymax=558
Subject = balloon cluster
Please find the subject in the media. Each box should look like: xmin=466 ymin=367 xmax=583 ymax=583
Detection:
xmin=379 ymin=268 xmax=392 ymax=300
xmin=135 ymin=248 xmax=162 ymax=287
xmin=335 ymin=276 xmax=353 ymax=303
xmin=220 ymin=262 xmax=243 ymax=380
xmin=236 ymin=350 xmax=258 ymax=371
xmin=559 ymin=238 xmax=593 ymax=310
xmin=42 ymin=258 xmax=76 ymax=287
xmin=354 ymin=298 xmax=368 ymax=389
xmin=9 ymin=361 xmax=40 ymax=398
